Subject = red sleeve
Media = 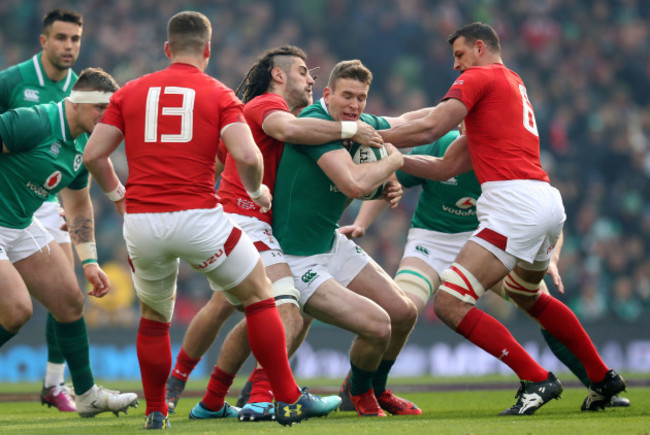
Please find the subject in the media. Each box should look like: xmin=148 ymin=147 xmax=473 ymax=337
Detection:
xmin=443 ymin=67 xmax=491 ymax=113
xmin=218 ymin=87 xmax=246 ymax=129
xmin=244 ymin=93 xmax=290 ymax=128
xmin=100 ymin=87 xmax=126 ymax=133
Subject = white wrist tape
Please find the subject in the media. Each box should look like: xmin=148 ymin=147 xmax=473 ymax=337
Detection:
xmin=75 ymin=242 xmax=98 ymax=267
xmin=341 ymin=121 xmax=358 ymax=139
xmin=246 ymin=185 xmax=264 ymax=200
xmin=106 ymin=182 xmax=126 ymax=201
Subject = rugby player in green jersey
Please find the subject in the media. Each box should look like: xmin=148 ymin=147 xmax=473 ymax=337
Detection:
xmin=0 ymin=9 xmax=83 ymax=411
xmin=0 ymin=67 xmax=139 ymax=417
xmin=272 ymin=60 xmax=427 ymax=417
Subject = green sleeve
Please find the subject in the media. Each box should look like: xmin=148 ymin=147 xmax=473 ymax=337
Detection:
xmin=0 ymin=106 xmax=50 ymax=153
xmin=67 ymin=167 xmax=90 ymax=190
xmin=0 ymin=68 xmax=20 ymax=114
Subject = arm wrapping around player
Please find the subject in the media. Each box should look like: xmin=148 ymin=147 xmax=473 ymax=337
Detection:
xmin=381 ymin=99 xmax=468 ymax=148
xmin=402 ymin=134 xmax=472 ymax=181
xmin=222 ymin=122 xmax=271 ymax=210
xmin=339 ymin=198 xmax=389 ymax=239
xmin=546 ymin=231 xmax=565 ymax=294
xmin=59 ymin=185 xmax=111 ymax=298
xmin=382 ymin=106 xmax=435 ymax=127
xmin=83 ymin=123 xmax=126 ymax=214
xmin=317 ymin=142 xmax=403 ymax=199
xmin=262 ymin=110 xmax=383 ymax=148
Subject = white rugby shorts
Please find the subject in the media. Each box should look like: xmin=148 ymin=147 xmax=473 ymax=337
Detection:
xmin=0 ymin=219 xmax=54 ymax=263
xmin=284 ymin=231 xmax=370 ymax=307
xmin=34 ymin=201 xmax=70 ymax=244
xmin=225 ymin=213 xmax=286 ymax=267
xmin=123 ymin=207 xmax=259 ymax=319
xmin=470 ymin=180 xmax=566 ymax=271
xmin=402 ymin=228 xmax=473 ymax=277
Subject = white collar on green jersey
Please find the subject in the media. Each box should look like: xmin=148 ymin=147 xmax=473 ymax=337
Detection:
xmin=319 ymin=97 xmax=330 ymax=116
xmin=32 ymin=54 xmax=73 ymax=92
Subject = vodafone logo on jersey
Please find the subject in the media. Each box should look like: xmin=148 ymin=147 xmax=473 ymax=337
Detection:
xmin=43 ymin=171 xmax=62 ymax=190
xmin=455 ymin=197 xmax=476 ymax=209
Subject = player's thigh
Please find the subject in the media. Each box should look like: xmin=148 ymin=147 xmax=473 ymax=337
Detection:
xmin=223 ymin=258 xmax=273 ymax=307
xmin=454 ymin=240 xmax=510 ymax=292
xmin=348 ymin=259 xmax=416 ymax=322
xmin=304 ymin=278 xmax=390 ymax=339
xmin=15 ymin=241 xmax=83 ymax=317
xmin=0 ymin=260 xmax=33 ymax=328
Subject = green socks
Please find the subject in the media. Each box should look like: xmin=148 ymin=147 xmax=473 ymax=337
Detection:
xmin=349 ymin=362 xmax=375 ymax=396
xmin=54 ymin=317 xmax=95 ymax=395
xmin=0 ymin=323 xmax=16 ymax=348
xmin=372 ymin=359 xmax=395 ymax=396
xmin=541 ymin=328 xmax=590 ymax=387
xmin=46 ymin=312 xmax=66 ymax=364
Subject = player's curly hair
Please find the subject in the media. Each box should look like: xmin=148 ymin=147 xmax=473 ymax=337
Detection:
xmin=236 ymin=45 xmax=306 ymax=103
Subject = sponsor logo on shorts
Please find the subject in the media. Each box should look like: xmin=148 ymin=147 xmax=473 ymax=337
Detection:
xmin=23 ymin=88 xmax=40 ymax=103
xmin=262 ymin=228 xmax=275 ymax=244
xmin=192 ymin=249 xmax=225 ymax=270
xmin=329 ymin=184 xmax=341 ymax=193
xmin=301 ymin=269 xmax=318 ymax=284
xmin=415 ymin=245 xmax=429 ymax=256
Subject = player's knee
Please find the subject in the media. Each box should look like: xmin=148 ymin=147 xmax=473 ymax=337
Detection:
xmin=502 ymin=269 xmax=542 ymax=298
xmin=271 ymin=276 xmax=301 ymax=309
xmin=207 ymin=291 xmax=237 ymax=319
xmin=389 ymin=294 xmax=418 ymax=334
xmin=362 ymin=307 xmax=392 ymax=345
xmin=438 ymin=263 xmax=485 ymax=305
xmin=5 ymin=303 xmax=32 ymax=332
xmin=395 ymin=267 xmax=434 ymax=313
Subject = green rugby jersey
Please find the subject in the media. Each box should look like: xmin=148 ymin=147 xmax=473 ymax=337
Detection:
xmin=0 ymin=101 xmax=89 ymax=229
xmin=0 ymin=52 xmax=78 ymax=205
xmin=0 ymin=53 xmax=76 ymax=112
xmin=396 ymin=131 xmax=482 ymax=233
xmin=272 ymin=99 xmax=390 ymax=256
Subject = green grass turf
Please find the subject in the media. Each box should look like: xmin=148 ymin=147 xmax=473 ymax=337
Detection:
xmin=0 ymin=381 xmax=647 ymax=434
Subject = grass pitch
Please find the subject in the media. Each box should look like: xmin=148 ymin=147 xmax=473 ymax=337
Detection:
xmin=0 ymin=378 xmax=647 ymax=434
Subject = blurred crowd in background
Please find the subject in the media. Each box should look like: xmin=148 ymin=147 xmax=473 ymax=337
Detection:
xmin=1 ymin=0 xmax=649 ymax=329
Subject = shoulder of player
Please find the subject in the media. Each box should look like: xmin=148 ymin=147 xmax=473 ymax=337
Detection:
xmin=359 ymin=112 xmax=389 ymax=130
xmin=244 ymin=93 xmax=288 ymax=112
xmin=297 ymin=101 xmax=329 ymax=119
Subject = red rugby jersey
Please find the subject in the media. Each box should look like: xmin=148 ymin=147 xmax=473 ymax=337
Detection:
xmin=443 ymin=64 xmax=549 ymax=184
xmin=217 ymin=92 xmax=289 ymax=225
xmin=102 ymin=63 xmax=245 ymax=213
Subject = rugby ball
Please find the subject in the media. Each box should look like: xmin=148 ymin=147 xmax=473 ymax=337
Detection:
xmin=349 ymin=143 xmax=388 ymax=200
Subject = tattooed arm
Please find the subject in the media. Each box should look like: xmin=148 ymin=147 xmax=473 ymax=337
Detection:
xmin=59 ymin=184 xmax=111 ymax=298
